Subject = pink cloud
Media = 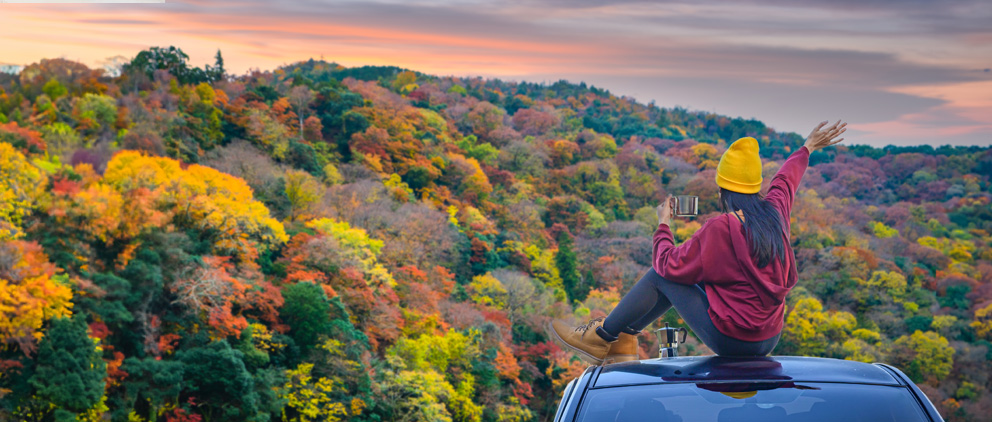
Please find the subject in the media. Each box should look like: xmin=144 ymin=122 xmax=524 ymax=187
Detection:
xmin=852 ymin=81 xmax=992 ymax=145
xmin=1 ymin=0 xmax=989 ymax=146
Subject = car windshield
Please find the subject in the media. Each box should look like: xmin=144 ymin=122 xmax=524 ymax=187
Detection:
xmin=576 ymin=382 xmax=929 ymax=422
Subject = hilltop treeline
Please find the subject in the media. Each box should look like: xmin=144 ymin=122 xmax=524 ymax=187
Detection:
xmin=1 ymin=47 xmax=991 ymax=421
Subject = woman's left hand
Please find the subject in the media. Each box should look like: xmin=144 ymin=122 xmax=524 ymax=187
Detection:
xmin=657 ymin=195 xmax=674 ymax=226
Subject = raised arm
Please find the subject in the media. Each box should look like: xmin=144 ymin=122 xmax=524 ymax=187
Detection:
xmin=764 ymin=147 xmax=809 ymax=220
xmin=765 ymin=120 xmax=847 ymax=220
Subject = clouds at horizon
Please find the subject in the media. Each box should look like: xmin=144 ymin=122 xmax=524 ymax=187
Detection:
xmin=1 ymin=0 xmax=990 ymax=146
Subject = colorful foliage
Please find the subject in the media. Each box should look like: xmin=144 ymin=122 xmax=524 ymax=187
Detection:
xmin=1 ymin=52 xmax=991 ymax=422
xmin=0 ymin=143 xmax=45 ymax=240
xmin=0 ymin=241 xmax=73 ymax=350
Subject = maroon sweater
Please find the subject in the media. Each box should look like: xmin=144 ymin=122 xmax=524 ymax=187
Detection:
xmin=653 ymin=146 xmax=809 ymax=341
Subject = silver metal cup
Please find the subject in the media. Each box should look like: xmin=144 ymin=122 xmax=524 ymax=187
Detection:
xmin=674 ymin=195 xmax=698 ymax=217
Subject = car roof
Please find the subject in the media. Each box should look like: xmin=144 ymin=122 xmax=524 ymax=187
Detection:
xmin=593 ymin=356 xmax=903 ymax=388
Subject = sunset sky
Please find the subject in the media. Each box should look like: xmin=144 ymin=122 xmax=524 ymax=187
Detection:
xmin=1 ymin=0 xmax=990 ymax=147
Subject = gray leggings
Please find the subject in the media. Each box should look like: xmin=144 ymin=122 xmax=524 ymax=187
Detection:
xmin=602 ymin=268 xmax=780 ymax=357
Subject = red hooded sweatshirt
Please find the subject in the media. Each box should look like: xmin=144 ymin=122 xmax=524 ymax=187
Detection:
xmin=652 ymin=146 xmax=809 ymax=342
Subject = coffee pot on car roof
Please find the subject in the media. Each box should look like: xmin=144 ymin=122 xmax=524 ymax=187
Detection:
xmin=655 ymin=322 xmax=688 ymax=359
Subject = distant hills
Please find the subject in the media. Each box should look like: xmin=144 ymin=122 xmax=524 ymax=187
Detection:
xmin=0 ymin=47 xmax=990 ymax=421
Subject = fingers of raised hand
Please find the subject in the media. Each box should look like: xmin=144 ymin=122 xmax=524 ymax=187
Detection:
xmin=807 ymin=120 xmax=848 ymax=150
xmin=809 ymin=121 xmax=828 ymax=137
xmin=817 ymin=121 xmax=846 ymax=142
xmin=831 ymin=125 xmax=847 ymax=140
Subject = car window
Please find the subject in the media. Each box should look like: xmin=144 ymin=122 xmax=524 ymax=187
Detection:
xmin=555 ymin=379 xmax=576 ymax=422
xmin=576 ymin=382 xmax=930 ymax=422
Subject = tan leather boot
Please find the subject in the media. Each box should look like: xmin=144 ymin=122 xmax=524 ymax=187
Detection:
xmin=548 ymin=317 xmax=614 ymax=364
xmin=603 ymin=332 xmax=639 ymax=364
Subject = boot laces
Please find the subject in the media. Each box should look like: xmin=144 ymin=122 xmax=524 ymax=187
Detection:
xmin=574 ymin=317 xmax=605 ymax=333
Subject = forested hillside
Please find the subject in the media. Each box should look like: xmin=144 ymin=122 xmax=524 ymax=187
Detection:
xmin=1 ymin=47 xmax=990 ymax=422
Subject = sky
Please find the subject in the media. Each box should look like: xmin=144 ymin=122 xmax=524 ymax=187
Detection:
xmin=1 ymin=0 xmax=990 ymax=147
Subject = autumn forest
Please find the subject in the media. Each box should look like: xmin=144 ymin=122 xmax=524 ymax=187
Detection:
xmin=1 ymin=47 xmax=991 ymax=422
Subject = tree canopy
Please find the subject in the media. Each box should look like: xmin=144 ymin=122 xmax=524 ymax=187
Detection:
xmin=1 ymin=47 xmax=990 ymax=421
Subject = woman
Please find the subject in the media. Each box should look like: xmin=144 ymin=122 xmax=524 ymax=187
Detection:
xmin=549 ymin=120 xmax=847 ymax=363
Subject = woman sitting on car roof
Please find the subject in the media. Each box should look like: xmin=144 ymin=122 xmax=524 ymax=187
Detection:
xmin=550 ymin=120 xmax=847 ymax=363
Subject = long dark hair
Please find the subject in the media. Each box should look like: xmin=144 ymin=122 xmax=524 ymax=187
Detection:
xmin=719 ymin=188 xmax=786 ymax=268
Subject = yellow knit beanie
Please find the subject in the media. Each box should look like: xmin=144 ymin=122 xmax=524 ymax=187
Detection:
xmin=716 ymin=137 xmax=763 ymax=194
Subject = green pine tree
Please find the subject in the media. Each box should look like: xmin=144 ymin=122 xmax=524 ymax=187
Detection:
xmin=213 ymin=49 xmax=226 ymax=82
xmin=178 ymin=340 xmax=260 ymax=420
xmin=280 ymin=281 xmax=333 ymax=354
xmin=29 ymin=316 xmax=107 ymax=421
xmin=120 ymin=357 xmax=183 ymax=420
xmin=555 ymin=229 xmax=583 ymax=302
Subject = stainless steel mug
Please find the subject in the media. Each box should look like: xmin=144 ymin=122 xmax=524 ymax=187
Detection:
xmin=674 ymin=195 xmax=698 ymax=217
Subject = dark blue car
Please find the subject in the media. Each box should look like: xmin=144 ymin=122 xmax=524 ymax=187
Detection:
xmin=553 ymin=356 xmax=944 ymax=422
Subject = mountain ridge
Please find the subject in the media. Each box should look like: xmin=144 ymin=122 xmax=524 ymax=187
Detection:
xmin=0 ymin=47 xmax=990 ymax=422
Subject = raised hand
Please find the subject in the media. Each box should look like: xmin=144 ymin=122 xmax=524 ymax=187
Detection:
xmin=804 ymin=120 xmax=847 ymax=153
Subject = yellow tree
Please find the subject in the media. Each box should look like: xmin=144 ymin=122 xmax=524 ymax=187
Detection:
xmin=100 ymin=151 xmax=288 ymax=259
xmin=185 ymin=164 xmax=288 ymax=253
xmin=306 ymin=218 xmax=393 ymax=288
xmin=467 ymin=273 xmax=507 ymax=308
xmin=284 ymin=169 xmax=324 ymax=222
xmin=971 ymin=303 xmax=992 ymax=340
xmin=40 ymin=160 xmax=170 ymax=269
xmin=281 ymin=362 xmax=348 ymax=422
xmin=782 ymin=296 xmax=856 ymax=356
xmin=523 ymin=244 xmax=564 ymax=296
xmin=0 ymin=240 xmax=73 ymax=352
xmin=385 ymin=329 xmax=483 ymax=422
xmin=891 ymin=330 xmax=954 ymax=385
xmin=391 ymin=71 xmax=418 ymax=93
xmin=0 ymin=143 xmax=45 ymax=241
xmin=691 ymin=143 xmax=719 ymax=169
xmin=67 ymin=183 xmax=169 ymax=246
